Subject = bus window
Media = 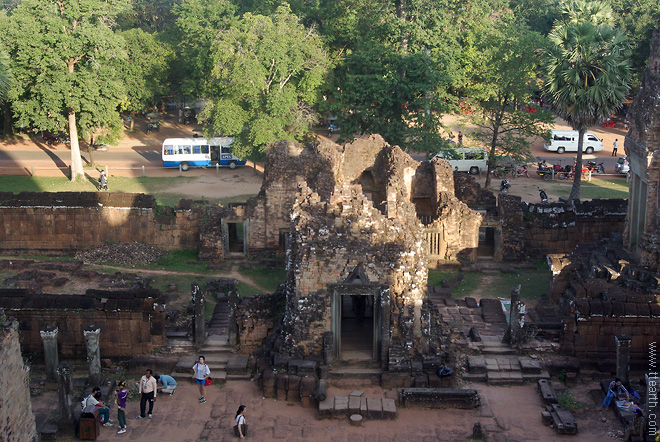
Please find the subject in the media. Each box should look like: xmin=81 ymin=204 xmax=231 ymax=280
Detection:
xmin=164 ymin=145 xmax=174 ymax=155
xmin=182 ymin=145 xmax=191 ymax=154
xmin=201 ymin=145 xmax=209 ymax=154
xmin=221 ymin=146 xmax=231 ymax=154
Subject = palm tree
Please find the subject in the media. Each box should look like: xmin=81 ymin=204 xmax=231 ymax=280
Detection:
xmin=543 ymin=17 xmax=631 ymax=201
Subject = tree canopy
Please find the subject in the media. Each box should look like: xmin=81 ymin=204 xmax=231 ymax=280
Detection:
xmin=201 ymin=5 xmax=328 ymax=159
xmin=463 ymin=22 xmax=554 ymax=188
xmin=4 ymin=0 xmax=127 ymax=180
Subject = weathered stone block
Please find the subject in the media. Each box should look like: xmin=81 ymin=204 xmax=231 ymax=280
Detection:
xmin=318 ymin=397 xmax=334 ymax=419
xmin=382 ymin=398 xmax=397 ymax=419
xmin=334 ymin=396 xmax=349 ymax=416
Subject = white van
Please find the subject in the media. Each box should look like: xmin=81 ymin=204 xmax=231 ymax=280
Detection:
xmin=432 ymin=147 xmax=488 ymax=175
xmin=544 ymin=130 xmax=604 ymax=154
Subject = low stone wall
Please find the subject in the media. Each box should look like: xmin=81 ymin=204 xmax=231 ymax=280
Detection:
xmin=0 ymin=192 xmax=201 ymax=253
xmin=0 ymin=289 xmax=167 ymax=360
xmin=398 ymin=388 xmax=481 ymax=409
xmin=0 ymin=312 xmax=38 ymax=442
xmin=499 ymin=198 xmax=627 ymax=261
xmin=561 ymin=296 xmax=660 ymax=370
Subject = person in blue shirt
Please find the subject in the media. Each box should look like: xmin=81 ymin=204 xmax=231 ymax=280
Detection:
xmin=155 ymin=374 xmax=177 ymax=396
xmin=600 ymin=377 xmax=629 ymax=411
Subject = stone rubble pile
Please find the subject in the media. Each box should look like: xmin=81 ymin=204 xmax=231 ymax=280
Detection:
xmin=75 ymin=242 xmax=164 ymax=266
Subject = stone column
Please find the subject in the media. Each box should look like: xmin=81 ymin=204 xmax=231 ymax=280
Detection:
xmin=616 ymin=333 xmax=632 ymax=386
xmin=57 ymin=362 xmax=74 ymax=422
xmin=503 ymin=285 xmax=525 ymax=348
xmin=83 ymin=325 xmax=101 ymax=385
xmin=192 ymin=283 xmax=206 ymax=348
xmin=40 ymin=325 xmax=59 ymax=382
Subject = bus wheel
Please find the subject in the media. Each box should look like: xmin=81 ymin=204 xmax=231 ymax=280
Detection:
xmin=181 ymin=162 xmax=190 ymax=171
xmin=228 ymin=161 xmax=237 ymax=170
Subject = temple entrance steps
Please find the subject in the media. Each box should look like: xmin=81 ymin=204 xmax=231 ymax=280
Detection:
xmin=464 ymin=337 xmax=549 ymax=385
xmin=172 ymin=296 xmax=249 ymax=381
xmin=207 ymin=296 xmax=229 ymax=337
xmin=329 ymin=360 xmax=383 ymax=387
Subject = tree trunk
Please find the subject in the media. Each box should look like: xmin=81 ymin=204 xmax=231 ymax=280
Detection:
xmin=2 ymin=102 xmax=12 ymax=136
xmin=130 ymin=111 xmax=135 ymax=131
xmin=87 ymin=135 xmax=95 ymax=168
xmin=68 ymin=110 xmax=84 ymax=181
xmin=485 ymin=125 xmax=501 ymax=190
xmin=568 ymin=129 xmax=585 ymax=201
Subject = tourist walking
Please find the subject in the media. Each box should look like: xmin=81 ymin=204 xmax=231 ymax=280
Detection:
xmin=155 ymin=374 xmax=177 ymax=395
xmin=600 ymin=377 xmax=629 ymax=410
xmin=116 ymin=381 xmax=128 ymax=434
xmin=192 ymin=355 xmax=211 ymax=404
xmin=612 ymin=139 xmax=619 ymax=156
xmin=234 ymin=405 xmax=247 ymax=439
xmin=136 ymin=369 xmax=157 ymax=419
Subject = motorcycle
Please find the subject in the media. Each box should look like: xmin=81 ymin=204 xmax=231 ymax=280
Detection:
xmin=539 ymin=189 xmax=548 ymax=203
xmin=536 ymin=160 xmax=563 ymax=181
xmin=512 ymin=164 xmax=530 ymax=178
xmin=499 ymin=179 xmax=511 ymax=195
xmin=586 ymin=160 xmax=605 ymax=174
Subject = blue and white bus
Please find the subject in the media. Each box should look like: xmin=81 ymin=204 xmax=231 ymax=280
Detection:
xmin=161 ymin=137 xmax=246 ymax=171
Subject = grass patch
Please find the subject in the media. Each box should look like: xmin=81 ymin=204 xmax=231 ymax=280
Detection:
xmin=428 ymin=261 xmax=551 ymax=302
xmin=545 ymin=176 xmax=628 ymax=200
xmin=240 ymin=267 xmax=286 ymax=293
xmin=143 ymin=249 xmax=209 ymax=273
xmin=0 ymin=175 xmax=254 ymax=207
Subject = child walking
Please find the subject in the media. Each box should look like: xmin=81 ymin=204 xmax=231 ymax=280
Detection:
xmin=116 ymin=381 xmax=128 ymax=434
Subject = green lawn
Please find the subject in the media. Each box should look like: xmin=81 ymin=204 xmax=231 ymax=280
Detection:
xmin=546 ymin=176 xmax=629 ymax=200
xmin=428 ymin=261 xmax=551 ymax=302
xmin=0 ymin=176 xmax=257 ymax=207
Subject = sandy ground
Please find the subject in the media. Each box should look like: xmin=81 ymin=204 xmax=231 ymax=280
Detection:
xmin=32 ymin=378 xmax=624 ymax=442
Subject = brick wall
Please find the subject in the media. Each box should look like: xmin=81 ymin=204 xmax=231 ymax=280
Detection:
xmin=0 ymin=192 xmax=201 ymax=253
xmin=0 ymin=313 xmax=38 ymax=442
xmin=560 ymin=297 xmax=660 ymax=369
xmin=0 ymin=289 xmax=167 ymax=360
xmin=235 ymin=291 xmax=285 ymax=354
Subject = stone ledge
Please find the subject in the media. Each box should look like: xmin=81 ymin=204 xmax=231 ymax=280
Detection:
xmin=398 ymin=388 xmax=481 ymax=409
xmin=317 ymin=396 xmax=397 ymax=420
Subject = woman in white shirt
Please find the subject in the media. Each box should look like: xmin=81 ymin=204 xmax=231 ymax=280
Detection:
xmin=191 ymin=355 xmax=211 ymax=404
xmin=235 ymin=405 xmax=247 ymax=439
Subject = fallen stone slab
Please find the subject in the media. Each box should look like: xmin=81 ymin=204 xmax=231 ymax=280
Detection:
xmin=467 ymin=356 xmax=486 ymax=374
xmin=537 ymin=379 xmax=557 ymax=404
xmin=546 ymin=404 xmax=578 ymax=435
xmin=519 ymin=357 xmax=542 ymax=374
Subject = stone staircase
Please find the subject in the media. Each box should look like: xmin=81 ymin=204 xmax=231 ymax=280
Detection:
xmin=173 ymin=296 xmax=249 ymax=381
xmin=464 ymin=336 xmax=549 ymax=385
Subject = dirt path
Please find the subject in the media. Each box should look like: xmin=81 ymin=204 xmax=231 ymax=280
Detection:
xmin=86 ymin=264 xmax=272 ymax=294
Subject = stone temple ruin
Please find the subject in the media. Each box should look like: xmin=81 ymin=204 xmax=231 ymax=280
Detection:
xmin=253 ymin=136 xmax=480 ymax=371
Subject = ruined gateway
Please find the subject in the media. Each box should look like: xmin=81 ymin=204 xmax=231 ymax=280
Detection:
xmin=249 ymin=135 xmax=482 ymax=369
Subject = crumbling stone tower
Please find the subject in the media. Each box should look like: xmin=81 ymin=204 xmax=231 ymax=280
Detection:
xmin=270 ymin=135 xmax=480 ymax=370
xmin=624 ymin=17 xmax=660 ymax=266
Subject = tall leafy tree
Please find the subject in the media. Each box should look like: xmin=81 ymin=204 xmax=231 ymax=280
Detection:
xmin=5 ymin=0 xmax=127 ymax=180
xmin=325 ymin=0 xmax=506 ymax=151
xmin=171 ymin=0 xmax=236 ymax=98
xmin=543 ymin=1 xmax=631 ymax=200
xmin=119 ymin=29 xmax=175 ymax=130
xmin=463 ymin=24 xmax=554 ymax=189
xmin=0 ymin=49 xmax=11 ymax=135
xmin=202 ymin=5 xmax=328 ymax=159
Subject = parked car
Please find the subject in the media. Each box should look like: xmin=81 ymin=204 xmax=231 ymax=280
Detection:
xmin=614 ymin=156 xmax=630 ymax=175
xmin=544 ymin=130 xmax=604 ymax=154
